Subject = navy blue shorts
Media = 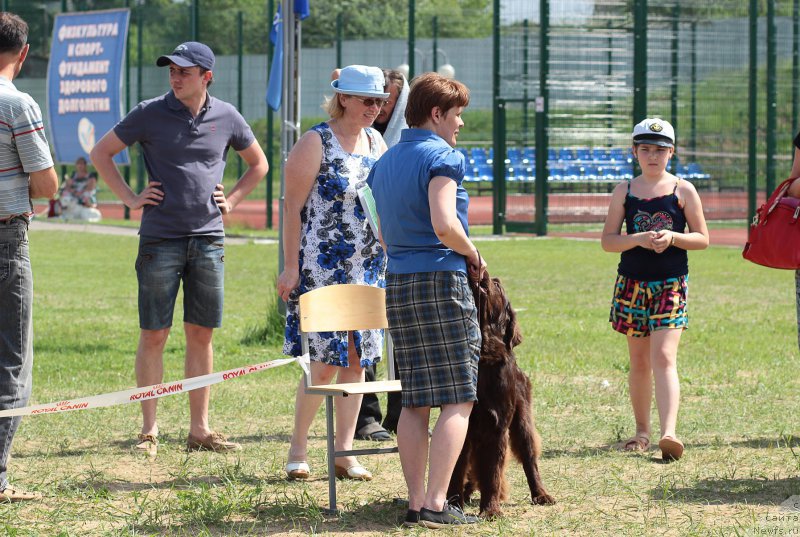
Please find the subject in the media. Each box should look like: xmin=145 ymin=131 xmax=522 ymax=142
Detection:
xmin=386 ymin=271 xmax=480 ymax=408
xmin=136 ymin=235 xmax=224 ymax=330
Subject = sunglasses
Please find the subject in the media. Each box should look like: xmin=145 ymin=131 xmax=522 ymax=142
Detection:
xmin=350 ymin=96 xmax=387 ymax=108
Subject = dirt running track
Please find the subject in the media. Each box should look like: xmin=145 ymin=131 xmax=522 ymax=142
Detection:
xmin=44 ymin=191 xmax=748 ymax=248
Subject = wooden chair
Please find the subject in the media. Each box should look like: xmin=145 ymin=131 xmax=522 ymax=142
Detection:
xmin=298 ymin=284 xmax=401 ymax=514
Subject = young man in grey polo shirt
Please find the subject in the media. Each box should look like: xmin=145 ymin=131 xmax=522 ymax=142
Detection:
xmin=0 ymin=11 xmax=58 ymax=502
xmin=91 ymin=41 xmax=268 ymax=456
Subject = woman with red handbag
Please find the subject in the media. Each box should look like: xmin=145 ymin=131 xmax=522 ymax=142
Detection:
xmin=601 ymin=118 xmax=709 ymax=462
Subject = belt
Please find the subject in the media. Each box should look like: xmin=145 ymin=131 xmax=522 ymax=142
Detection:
xmin=0 ymin=215 xmax=29 ymax=225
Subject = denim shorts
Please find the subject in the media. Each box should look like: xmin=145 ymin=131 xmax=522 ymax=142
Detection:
xmin=136 ymin=235 xmax=224 ymax=330
xmin=609 ymin=274 xmax=688 ymax=337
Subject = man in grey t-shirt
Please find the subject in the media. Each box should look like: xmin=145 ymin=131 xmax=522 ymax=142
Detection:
xmin=0 ymin=12 xmax=58 ymax=502
xmin=91 ymin=42 xmax=268 ymax=456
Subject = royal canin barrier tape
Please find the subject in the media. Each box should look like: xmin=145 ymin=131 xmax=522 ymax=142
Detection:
xmin=0 ymin=356 xmax=301 ymax=418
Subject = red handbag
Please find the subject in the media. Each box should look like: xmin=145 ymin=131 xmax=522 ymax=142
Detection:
xmin=742 ymin=177 xmax=800 ymax=269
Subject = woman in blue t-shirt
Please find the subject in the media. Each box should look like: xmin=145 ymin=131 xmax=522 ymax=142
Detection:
xmin=367 ymin=73 xmax=485 ymax=528
xmin=602 ymin=118 xmax=709 ymax=462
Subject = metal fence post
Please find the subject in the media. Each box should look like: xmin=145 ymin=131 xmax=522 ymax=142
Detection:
xmin=493 ymin=100 xmax=507 ymax=235
xmin=407 ymin=0 xmax=415 ymax=79
xmin=522 ymin=18 xmax=529 ymax=147
xmin=136 ymin=6 xmax=144 ymax=196
xmin=632 ymin=0 xmax=647 ymax=124
xmin=793 ymin=0 xmax=799 ymax=143
xmin=534 ymin=0 xmax=549 ymax=237
xmin=766 ymin=0 xmax=776 ymax=195
xmin=492 ymin=0 xmax=501 ymax=235
xmin=690 ymin=21 xmax=697 ymax=156
xmin=124 ymin=0 xmax=131 ymax=220
xmin=432 ymin=16 xmax=438 ymax=73
xmin=237 ymin=10 xmax=243 ymax=179
xmin=748 ymin=0 xmax=758 ymax=225
xmin=266 ymin=0 xmax=274 ymax=230
xmin=336 ymin=12 xmax=342 ymax=68
xmin=670 ymin=5 xmax=679 ymax=173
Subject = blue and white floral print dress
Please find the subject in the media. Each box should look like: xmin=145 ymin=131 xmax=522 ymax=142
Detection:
xmin=283 ymin=122 xmax=386 ymax=367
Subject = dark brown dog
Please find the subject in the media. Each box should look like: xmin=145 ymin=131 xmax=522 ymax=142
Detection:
xmin=447 ymin=272 xmax=555 ymax=518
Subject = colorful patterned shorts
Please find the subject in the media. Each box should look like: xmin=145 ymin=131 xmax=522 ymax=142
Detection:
xmin=609 ymin=274 xmax=688 ymax=337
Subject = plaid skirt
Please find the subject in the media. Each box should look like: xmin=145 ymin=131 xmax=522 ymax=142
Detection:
xmin=386 ymin=271 xmax=480 ymax=408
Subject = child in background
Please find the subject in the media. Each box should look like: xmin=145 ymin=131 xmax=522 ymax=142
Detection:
xmin=601 ymin=118 xmax=709 ymax=461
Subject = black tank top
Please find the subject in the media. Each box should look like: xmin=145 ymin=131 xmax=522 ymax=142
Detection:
xmin=618 ymin=180 xmax=688 ymax=280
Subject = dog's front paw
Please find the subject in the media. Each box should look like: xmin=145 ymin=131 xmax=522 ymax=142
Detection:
xmin=480 ymin=504 xmax=504 ymax=519
xmin=532 ymin=493 xmax=556 ymax=505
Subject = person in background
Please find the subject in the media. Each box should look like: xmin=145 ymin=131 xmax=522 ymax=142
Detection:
xmin=0 ymin=11 xmax=59 ymax=502
xmin=601 ymin=118 xmax=709 ymax=462
xmin=368 ymin=72 xmax=484 ymax=528
xmin=354 ymin=68 xmax=409 ymax=442
xmin=55 ymin=156 xmax=101 ymax=221
xmin=278 ymin=65 xmax=389 ymax=481
xmin=91 ymin=41 xmax=268 ymax=457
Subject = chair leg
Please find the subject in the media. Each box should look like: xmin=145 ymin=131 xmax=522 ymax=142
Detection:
xmin=325 ymin=394 xmax=338 ymax=515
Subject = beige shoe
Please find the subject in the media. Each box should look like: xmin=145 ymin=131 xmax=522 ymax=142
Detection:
xmin=334 ymin=464 xmax=372 ymax=481
xmin=134 ymin=433 xmax=158 ymax=457
xmin=186 ymin=431 xmax=241 ymax=452
xmin=0 ymin=485 xmax=42 ymax=502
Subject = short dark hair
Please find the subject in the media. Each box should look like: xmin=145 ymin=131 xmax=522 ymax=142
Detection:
xmin=0 ymin=12 xmax=27 ymax=54
xmin=405 ymin=72 xmax=469 ymax=128
xmin=383 ymin=69 xmax=404 ymax=94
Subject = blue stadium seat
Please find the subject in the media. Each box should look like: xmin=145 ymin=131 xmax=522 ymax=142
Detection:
xmin=559 ymin=148 xmax=575 ymax=161
xmin=575 ymin=147 xmax=591 ymax=162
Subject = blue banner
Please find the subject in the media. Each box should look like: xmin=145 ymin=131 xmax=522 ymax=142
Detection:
xmin=266 ymin=5 xmax=283 ymax=111
xmin=47 ymin=9 xmax=130 ymax=165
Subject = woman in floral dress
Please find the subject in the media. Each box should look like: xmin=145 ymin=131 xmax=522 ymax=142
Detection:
xmin=277 ymin=65 xmax=389 ymax=481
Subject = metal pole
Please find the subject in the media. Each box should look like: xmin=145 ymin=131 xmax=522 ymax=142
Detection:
xmin=136 ymin=7 xmax=144 ymax=196
xmin=632 ymin=0 xmax=647 ymax=178
xmin=236 ymin=12 xmax=244 ymax=179
xmin=432 ymin=16 xmax=438 ymax=73
xmin=767 ymin=0 xmax=776 ymax=195
xmin=336 ymin=12 xmax=342 ymax=68
xmin=606 ymin=21 xmax=613 ymax=134
xmin=690 ymin=21 xmax=697 ymax=156
xmin=492 ymin=0 xmax=502 ymax=234
xmin=192 ymin=0 xmax=199 ymax=41
xmin=522 ymin=18 xmax=529 ymax=146
xmin=794 ymin=0 xmax=799 ymax=144
xmin=60 ymin=0 xmax=68 ymax=182
xmin=124 ymin=0 xmax=132 ymax=220
xmin=632 ymin=0 xmax=647 ymax=124
xmin=748 ymin=0 xmax=758 ymax=225
xmin=266 ymin=0 xmax=274 ymax=229
xmin=408 ymin=0 xmax=415 ymax=79
xmin=535 ymin=0 xmax=549 ymax=236
xmin=236 ymin=11 xmax=244 ymax=179
xmin=670 ymin=5 xmax=679 ymax=173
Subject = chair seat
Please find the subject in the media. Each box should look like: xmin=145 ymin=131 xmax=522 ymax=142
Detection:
xmin=305 ymin=380 xmax=401 ymax=397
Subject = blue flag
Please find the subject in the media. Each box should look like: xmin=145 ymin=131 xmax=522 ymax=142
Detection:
xmin=294 ymin=0 xmax=310 ymax=20
xmin=266 ymin=5 xmax=283 ymax=111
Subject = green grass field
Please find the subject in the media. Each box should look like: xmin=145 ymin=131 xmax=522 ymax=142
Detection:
xmin=1 ymin=231 xmax=798 ymax=536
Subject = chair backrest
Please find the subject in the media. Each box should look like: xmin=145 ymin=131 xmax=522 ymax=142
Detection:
xmin=299 ymin=284 xmax=395 ymax=383
xmin=299 ymin=284 xmax=388 ymax=333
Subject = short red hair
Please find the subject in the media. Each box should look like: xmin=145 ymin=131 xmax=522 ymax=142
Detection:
xmin=405 ymin=72 xmax=469 ymax=128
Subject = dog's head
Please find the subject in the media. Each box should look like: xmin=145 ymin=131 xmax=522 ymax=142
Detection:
xmin=473 ymin=272 xmax=523 ymax=360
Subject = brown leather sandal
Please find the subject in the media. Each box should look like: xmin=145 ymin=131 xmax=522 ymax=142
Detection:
xmin=621 ymin=434 xmax=650 ymax=452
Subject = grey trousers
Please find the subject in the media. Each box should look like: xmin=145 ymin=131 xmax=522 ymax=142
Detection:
xmin=0 ymin=219 xmax=33 ymax=491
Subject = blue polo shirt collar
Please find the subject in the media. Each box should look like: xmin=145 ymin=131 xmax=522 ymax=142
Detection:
xmin=165 ymin=90 xmax=213 ymax=112
xmin=400 ymin=127 xmax=445 ymax=145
